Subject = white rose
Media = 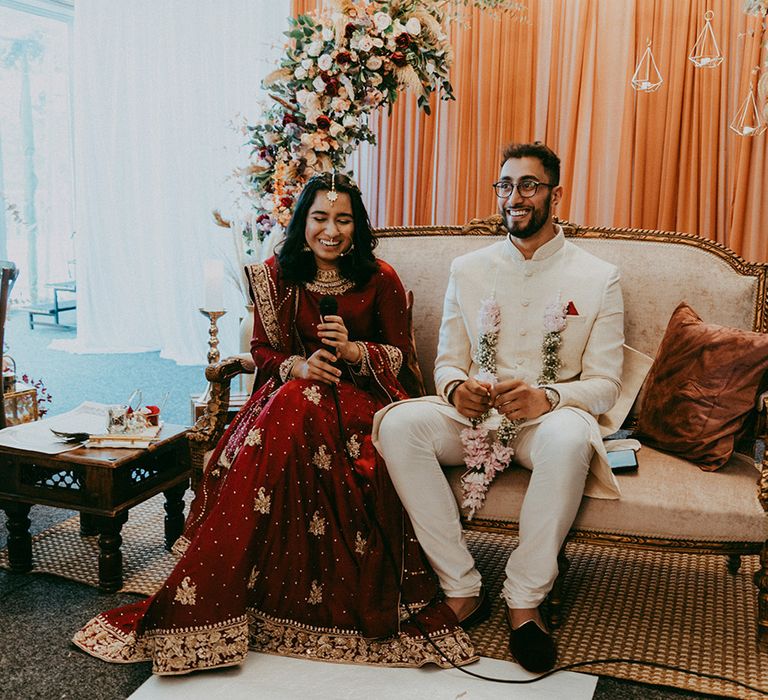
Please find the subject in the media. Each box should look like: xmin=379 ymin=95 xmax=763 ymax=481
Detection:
xmin=329 ymin=121 xmax=344 ymax=137
xmin=301 ymin=58 xmax=313 ymax=69
xmin=296 ymin=89 xmax=311 ymax=105
xmin=317 ymin=54 xmax=333 ymax=71
xmin=312 ymin=75 xmax=327 ymax=93
xmin=426 ymin=61 xmax=435 ymax=74
xmin=321 ymin=26 xmax=334 ymax=42
xmin=304 ymin=149 xmax=318 ymax=166
xmin=373 ymin=12 xmax=392 ymax=32
xmin=304 ymin=107 xmax=321 ymax=125
xmin=370 ymin=73 xmax=383 ymax=86
xmin=405 ymin=17 xmax=421 ymax=36
xmin=306 ymin=40 xmax=323 ymax=57
xmin=366 ymin=56 xmax=383 ymax=70
xmin=372 ymin=37 xmax=384 ymax=48
xmin=392 ymin=19 xmax=405 ymax=34
xmin=342 ymin=114 xmax=357 ymax=128
xmin=294 ymin=66 xmax=307 ymax=80
xmin=358 ymin=35 xmax=374 ymax=52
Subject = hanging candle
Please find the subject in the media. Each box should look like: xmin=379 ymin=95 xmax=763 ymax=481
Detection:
xmin=729 ymin=68 xmax=766 ymax=136
xmin=689 ymin=10 xmax=723 ymax=68
xmin=631 ymin=39 xmax=663 ymax=92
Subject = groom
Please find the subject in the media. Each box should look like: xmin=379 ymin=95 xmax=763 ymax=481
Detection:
xmin=375 ymin=142 xmax=624 ymax=673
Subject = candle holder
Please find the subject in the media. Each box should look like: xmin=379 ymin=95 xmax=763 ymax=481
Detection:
xmin=199 ymin=309 xmax=227 ymax=365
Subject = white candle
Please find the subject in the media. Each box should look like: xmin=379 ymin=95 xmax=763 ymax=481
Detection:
xmin=742 ymin=126 xmax=755 ymax=135
xmin=203 ymin=259 xmax=224 ymax=311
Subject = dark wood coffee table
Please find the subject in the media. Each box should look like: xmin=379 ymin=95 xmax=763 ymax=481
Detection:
xmin=0 ymin=424 xmax=190 ymax=592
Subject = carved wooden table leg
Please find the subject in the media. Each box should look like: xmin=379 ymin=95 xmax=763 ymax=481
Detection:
xmin=163 ymin=480 xmax=188 ymax=551
xmin=2 ymin=501 xmax=32 ymax=573
xmin=80 ymin=512 xmax=97 ymax=536
xmin=94 ymin=512 xmax=128 ymax=592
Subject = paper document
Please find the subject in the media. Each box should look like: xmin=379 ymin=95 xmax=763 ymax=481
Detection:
xmin=0 ymin=402 xmax=119 ymax=454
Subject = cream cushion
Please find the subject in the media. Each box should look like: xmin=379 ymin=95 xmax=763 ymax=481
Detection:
xmin=447 ymin=449 xmax=765 ymax=542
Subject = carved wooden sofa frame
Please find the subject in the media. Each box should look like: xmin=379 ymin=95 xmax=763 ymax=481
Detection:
xmin=187 ymin=216 xmax=768 ymax=651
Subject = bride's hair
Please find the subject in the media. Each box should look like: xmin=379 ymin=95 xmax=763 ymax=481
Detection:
xmin=277 ymin=172 xmax=378 ymax=286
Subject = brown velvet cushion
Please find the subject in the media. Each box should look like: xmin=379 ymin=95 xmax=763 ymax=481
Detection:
xmin=637 ymin=302 xmax=768 ymax=470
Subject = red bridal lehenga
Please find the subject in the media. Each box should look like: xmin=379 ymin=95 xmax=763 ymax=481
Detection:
xmin=73 ymin=258 xmax=477 ymax=675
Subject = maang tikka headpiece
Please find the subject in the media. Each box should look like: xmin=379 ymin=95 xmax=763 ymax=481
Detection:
xmin=326 ymin=170 xmax=338 ymax=203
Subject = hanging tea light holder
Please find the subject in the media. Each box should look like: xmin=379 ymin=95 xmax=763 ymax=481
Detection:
xmin=631 ymin=39 xmax=664 ymax=92
xmin=689 ymin=10 xmax=723 ymax=68
xmin=729 ymin=67 xmax=767 ymax=137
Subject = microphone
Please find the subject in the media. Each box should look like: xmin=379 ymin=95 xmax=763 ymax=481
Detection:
xmin=318 ymin=295 xmax=345 ymax=443
xmin=318 ymin=295 xmax=338 ymax=321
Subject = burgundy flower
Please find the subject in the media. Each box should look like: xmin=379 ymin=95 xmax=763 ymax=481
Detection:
xmin=283 ymin=113 xmax=297 ymax=125
xmin=325 ymin=78 xmax=340 ymax=97
xmin=280 ymin=196 xmax=294 ymax=209
xmin=336 ymin=51 xmax=352 ymax=64
xmin=257 ymin=213 xmax=271 ymax=224
xmin=344 ymin=22 xmax=355 ymax=38
xmin=395 ymin=33 xmax=411 ymax=49
xmin=264 ymin=180 xmax=274 ymax=193
xmin=390 ymin=51 xmax=407 ymax=67
xmin=316 ymin=115 xmax=331 ymax=130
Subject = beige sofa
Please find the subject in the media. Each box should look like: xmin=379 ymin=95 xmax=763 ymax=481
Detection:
xmin=187 ymin=215 xmax=768 ymax=650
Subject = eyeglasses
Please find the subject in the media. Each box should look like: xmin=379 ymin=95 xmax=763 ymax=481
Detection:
xmin=492 ymin=179 xmax=554 ymax=198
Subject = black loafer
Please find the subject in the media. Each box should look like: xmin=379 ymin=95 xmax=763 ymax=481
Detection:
xmin=457 ymin=587 xmax=491 ymax=630
xmin=507 ymin=617 xmax=557 ymax=673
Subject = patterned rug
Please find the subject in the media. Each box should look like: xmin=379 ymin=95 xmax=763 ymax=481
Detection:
xmin=1 ymin=495 xmax=766 ymax=699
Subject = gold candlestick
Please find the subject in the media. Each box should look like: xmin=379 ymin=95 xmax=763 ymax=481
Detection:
xmin=199 ymin=309 xmax=226 ymax=364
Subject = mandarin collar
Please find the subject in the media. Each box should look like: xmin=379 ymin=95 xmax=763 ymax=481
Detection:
xmin=503 ymin=226 xmax=565 ymax=262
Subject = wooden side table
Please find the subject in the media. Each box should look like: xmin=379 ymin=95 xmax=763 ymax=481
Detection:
xmin=0 ymin=424 xmax=190 ymax=592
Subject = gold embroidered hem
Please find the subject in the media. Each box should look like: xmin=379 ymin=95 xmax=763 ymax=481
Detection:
xmin=247 ymin=609 xmax=478 ymax=668
xmin=72 ymin=614 xmax=250 ymax=676
xmin=304 ymin=268 xmax=355 ymax=295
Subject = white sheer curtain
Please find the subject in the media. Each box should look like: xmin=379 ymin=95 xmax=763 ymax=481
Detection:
xmin=60 ymin=0 xmax=288 ymax=364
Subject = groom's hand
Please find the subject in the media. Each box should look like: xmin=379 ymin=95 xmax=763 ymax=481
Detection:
xmin=491 ymin=380 xmax=550 ymax=421
xmin=451 ymin=379 xmax=492 ymax=419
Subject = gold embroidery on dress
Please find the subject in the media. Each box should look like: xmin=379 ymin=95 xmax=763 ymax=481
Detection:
xmin=279 ymin=355 xmax=303 ymax=383
xmin=245 ymin=427 xmax=263 ymax=447
xmin=304 ymin=268 xmax=355 ymax=295
xmin=247 ymin=610 xmax=477 ymax=668
xmin=254 ymin=487 xmax=272 ymax=514
xmin=302 ymin=385 xmax=322 ymax=405
xmin=218 ymin=451 xmax=232 ymax=472
xmin=381 ymin=344 xmax=404 ymax=375
xmin=308 ymin=510 xmax=326 ymax=536
xmin=355 ymin=531 xmax=367 ymax=555
xmin=307 ymin=580 xmax=323 ymax=605
xmin=312 ymin=445 xmax=332 ymax=471
xmin=346 ymin=434 xmax=361 ymax=459
xmin=248 ymin=566 xmax=260 ymax=589
xmin=174 ymin=576 xmax=197 ymax=606
xmin=246 ymin=263 xmax=283 ymax=351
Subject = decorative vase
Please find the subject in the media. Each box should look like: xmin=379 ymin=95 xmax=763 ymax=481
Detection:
xmin=239 ymin=303 xmax=255 ymax=394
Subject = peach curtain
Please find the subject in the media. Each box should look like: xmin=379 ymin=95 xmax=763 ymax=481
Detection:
xmin=291 ymin=1 xmax=768 ymax=260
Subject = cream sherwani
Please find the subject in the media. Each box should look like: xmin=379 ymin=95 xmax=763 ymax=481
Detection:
xmin=375 ymin=229 xmax=625 ymax=607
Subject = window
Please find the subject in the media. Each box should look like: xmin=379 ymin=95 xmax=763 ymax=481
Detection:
xmin=0 ymin=0 xmax=74 ymax=305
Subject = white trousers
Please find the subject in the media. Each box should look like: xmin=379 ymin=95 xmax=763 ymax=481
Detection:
xmin=377 ymin=402 xmax=593 ymax=608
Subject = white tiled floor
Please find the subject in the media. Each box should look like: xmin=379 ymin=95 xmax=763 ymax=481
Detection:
xmin=130 ymin=654 xmax=597 ymax=700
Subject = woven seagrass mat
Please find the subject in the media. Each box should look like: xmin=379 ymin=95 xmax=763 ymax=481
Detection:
xmin=1 ymin=496 xmax=766 ymax=699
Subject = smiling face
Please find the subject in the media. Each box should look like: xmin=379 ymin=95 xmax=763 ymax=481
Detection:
xmin=497 ymin=156 xmax=562 ymax=248
xmin=304 ymin=190 xmax=355 ymax=270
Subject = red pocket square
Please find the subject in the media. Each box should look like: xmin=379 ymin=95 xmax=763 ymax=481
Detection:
xmin=566 ymin=301 xmax=579 ymax=316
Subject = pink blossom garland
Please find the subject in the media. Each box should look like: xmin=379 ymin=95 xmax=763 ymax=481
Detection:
xmin=460 ymin=297 xmax=567 ymax=519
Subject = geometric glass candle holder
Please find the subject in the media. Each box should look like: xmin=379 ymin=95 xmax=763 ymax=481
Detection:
xmin=730 ymin=69 xmax=767 ymax=137
xmin=632 ymin=40 xmax=664 ymax=92
xmin=689 ymin=10 xmax=723 ymax=69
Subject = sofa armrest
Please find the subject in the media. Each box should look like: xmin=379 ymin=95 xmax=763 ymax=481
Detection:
xmin=759 ymin=395 xmax=768 ymax=515
xmin=187 ymin=354 xmax=255 ymax=489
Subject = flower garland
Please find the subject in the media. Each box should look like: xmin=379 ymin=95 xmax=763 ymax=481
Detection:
xmin=460 ymin=297 xmax=567 ymax=519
